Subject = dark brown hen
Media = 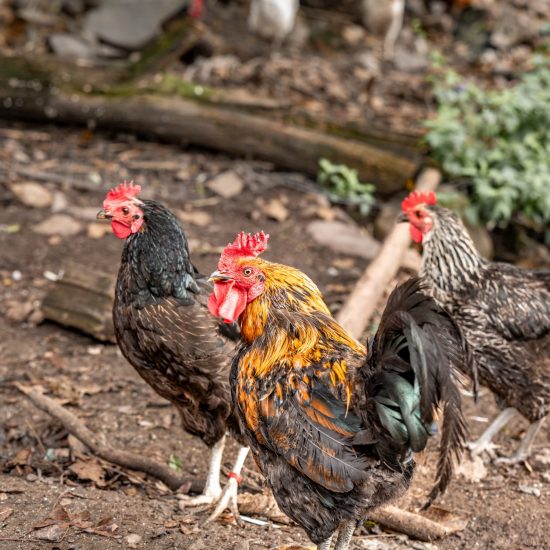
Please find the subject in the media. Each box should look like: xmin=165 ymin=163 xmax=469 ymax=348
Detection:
xmin=401 ymin=191 xmax=550 ymax=464
xmin=99 ymin=182 xmax=248 ymax=519
xmin=207 ymin=232 xmax=471 ymax=550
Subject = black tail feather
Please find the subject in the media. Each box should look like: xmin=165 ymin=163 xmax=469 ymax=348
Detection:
xmin=361 ymin=278 xmax=473 ymax=506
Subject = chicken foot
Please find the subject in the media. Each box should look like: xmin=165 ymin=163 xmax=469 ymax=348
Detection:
xmin=179 ymin=436 xmax=226 ymax=507
xmin=334 ymin=521 xmax=356 ymax=550
xmin=494 ymin=417 xmax=546 ymax=465
xmin=467 ymin=407 xmax=517 ymax=458
xmin=204 ymin=445 xmax=250 ymax=524
xmin=317 ymin=537 xmax=332 ymax=550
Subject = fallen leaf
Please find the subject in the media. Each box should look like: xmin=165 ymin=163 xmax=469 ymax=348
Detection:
xmin=0 ymin=507 xmax=13 ymax=522
xmin=237 ymin=491 xmax=290 ymax=524
xmin=8 ymin=448 xmax=32 ymax=467
xmin=69 ymin=458 xmax=106 ymax=487
xmin=32 ymin=214 xmax=82 ymax=236
xmin=11 ymin=182 xmax=53 ymax=208
xmin=207 ymin=170 xmax=243 ymax=198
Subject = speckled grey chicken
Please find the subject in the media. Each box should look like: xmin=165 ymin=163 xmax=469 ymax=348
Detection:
xmin=97 ymin=181 xmax=248 ymax=519
xmin=400 ymin=191 xmax=550 ymax=464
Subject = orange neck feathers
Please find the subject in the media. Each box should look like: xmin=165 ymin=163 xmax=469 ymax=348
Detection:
xmin=238 ymin=261 xmax=365 ymax=379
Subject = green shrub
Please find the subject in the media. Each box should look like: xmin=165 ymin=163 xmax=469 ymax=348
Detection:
xmin=425 ymin=58 xmax=550 ymax=238
xmin=317 ymin=159 xmax=376 ymax=216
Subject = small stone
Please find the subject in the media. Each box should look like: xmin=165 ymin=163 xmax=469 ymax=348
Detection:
xmin=456 ymin=455 xmax=488 ymax=483
xmin=5 ymin=300 xmax=34 ymax=323
xmin=11 ymin=182 xmax=53 ymax=208
xmin=518 ymin=484 xmax=541 ymax=497
xmin=126 ymin=533 xmax=142 ymax=548
xmin=207 ymin=170 xmax=244 ymax=199
xmin=87 ymin=222 xmax=112 ymax=239
xmin=342 ymin=24 xmax=366 ymax=45
xmin=34 ymin=523 xmax=65 ymax=541
xmin=27 ymin=308 xmax=44 ymax=325
xmin=177 ymin=210 xmax=213 ymax=227
xmin=393 ymin=49 xmax=429 ymax=72
xmin=259 ymin=197 xmax=289 ymax=222
xmin=32 ymin=214 xmax=82 ymax=236
xmin=51 ymin=191 xmax=68 ymax=213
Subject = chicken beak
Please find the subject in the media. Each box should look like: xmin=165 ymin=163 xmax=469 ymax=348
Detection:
xmin=96 ymin=209 xmax=112 ymax=220
xmin=209 ymin=271 xmax=232 ymax=283
xmin=396 ymin=212 xmax=409 ymax=223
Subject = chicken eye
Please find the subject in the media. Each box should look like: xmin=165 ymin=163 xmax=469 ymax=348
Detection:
xmin=122 ymin=206 xmax=130 ymax=215
xmin=243 ymin=267 xmax=253 ymax=276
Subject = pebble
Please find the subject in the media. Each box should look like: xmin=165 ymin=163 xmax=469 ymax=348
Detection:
xmin=207 ymin=170 xmax=244 ymax=199
xmin=11 ymin=182 xmax=53 ymax=208
xmin=126 ymin=533 xmax=142 ymax=548
xmin=32 ymin=214 xmax=82 ymax=236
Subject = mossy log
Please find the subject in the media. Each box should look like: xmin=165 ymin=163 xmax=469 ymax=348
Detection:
xmin=41 ymin=265 xmax=116 ymax=342
xmin=0 ymin=53 xmax=421 ymax=192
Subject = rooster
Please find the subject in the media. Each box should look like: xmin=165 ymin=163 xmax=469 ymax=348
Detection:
xmin=97 ymin=182 xmax=248 ymax=520
xmin=400 ymin=191 xmax=550 ymax=464
xmin=208 ymin=231 xmax=470 ymax=550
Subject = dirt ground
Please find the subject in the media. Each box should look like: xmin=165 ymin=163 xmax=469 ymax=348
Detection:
xmin=1 ymin=124 xmax=549 ymax=550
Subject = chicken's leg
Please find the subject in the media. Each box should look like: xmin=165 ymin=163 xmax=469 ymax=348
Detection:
xmin=179 ymin=435 xmax=225 ymax=507
xmin=334 ymin=521 xmax=356 ymax=550
xmin=317 ymin=536 xmax=333 ymax=550
xmin=494 ymin=417 xmax=546 ymax=465
xmin=204 ymin=445 xmax=250 ymax=524
xmin=468 ymin=407 xmax=517 ymax=457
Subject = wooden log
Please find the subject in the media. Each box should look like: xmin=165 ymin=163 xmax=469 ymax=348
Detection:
xmin=335 ymin=168 xmax=441 ymax=338
xmin=41 ymin=265 xmax=116 ymax=342
xmin=0 ymin=54 xmax=420 ymax=192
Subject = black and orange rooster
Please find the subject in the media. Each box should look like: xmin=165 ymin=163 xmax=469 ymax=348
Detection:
xmin=98 ymin=182 xmax=248 ymax=520
xmin=208 ymin=232 xmax=471 ymax=550
xmin=400 ymin=191 xmax=550 ymax=464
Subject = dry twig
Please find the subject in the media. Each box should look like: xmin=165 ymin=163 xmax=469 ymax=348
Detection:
xmin=16 ymin=385 xmax=200 ymax=492
xmin=335 ymin=168 xmax=441 ymax=338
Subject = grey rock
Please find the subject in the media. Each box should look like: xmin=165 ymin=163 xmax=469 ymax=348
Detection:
xmin=83 ymin=0 xmax=188 ymax=50
xmin=393 ymin=48 xmax=428 ymax=72
xmin=49 ymin=33 xmax=126 ymax=60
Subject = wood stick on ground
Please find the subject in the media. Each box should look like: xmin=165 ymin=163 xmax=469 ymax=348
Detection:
xmin=335 ymin=168 xmax=441 ymax=339
xmin=369 ymin=505 xmax=467 ymax=541
xmin=17 ymin=385 xmax=199 ymax=493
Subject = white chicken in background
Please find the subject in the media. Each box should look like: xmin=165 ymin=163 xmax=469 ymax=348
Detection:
xmin=361 ymin=0 xmax=405 ymax=59
xmin=247 ymin=0 xmax=300 ymax=46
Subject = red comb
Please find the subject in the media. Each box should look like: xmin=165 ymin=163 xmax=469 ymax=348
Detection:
xmin=401 ymin=190 xmax=437 ymax=212
xmin=219 ymin=231 xmax=269 ymax=269
xmin=104 ymin=181 xmax=142 ymax=206
xmin=224 ymin=231 xmax=269 ymax=258
xmin=188 ymin=0 xmax=203 ymax=18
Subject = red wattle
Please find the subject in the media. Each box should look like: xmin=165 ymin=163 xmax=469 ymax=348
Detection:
xmin=410 ymin=225 xmax=423 ymax=243
xmin=112 ymin=220 xmax=132 ymax=239
xmin=208 ymin=281 xmax=247 ymax=323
